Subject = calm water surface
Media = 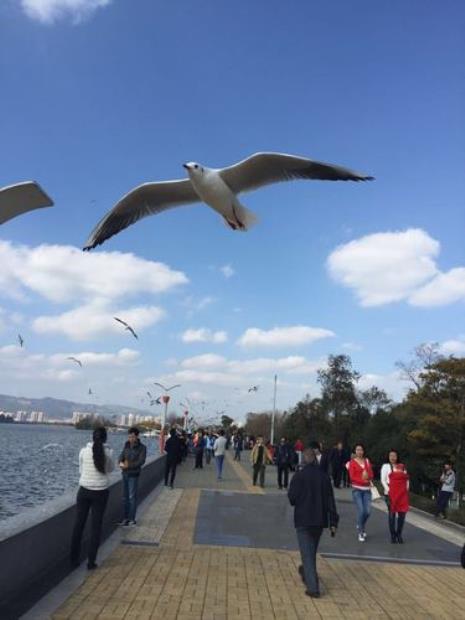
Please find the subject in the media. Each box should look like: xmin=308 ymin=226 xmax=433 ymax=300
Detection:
xmin=0 ymin=423 xmax=159 ymax=520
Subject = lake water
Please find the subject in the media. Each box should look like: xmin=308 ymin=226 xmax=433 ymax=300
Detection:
xmin=0 ymin=423 xmax=159 ymax=521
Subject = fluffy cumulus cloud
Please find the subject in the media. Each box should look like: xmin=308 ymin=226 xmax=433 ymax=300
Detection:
xmin=33 ymin=301 xmax=165 ymax=341
xmin=164 ymin=353 xmax=324 ymax=386
xmin=181 ymin=328 xmax=228 ymax=344
xmin=237 ymin=325 xmax=335 ymax=348
xmin=439 ymin=337 xmax=465 ymax=355
xmin=0 ymin=344 xmax=139 ymax=384
xmin=0 ymin=241 xmax=187 ymax=304
xmin=20 ymin=0 xmax=112 ymax=24
xmin=327 ymin=229 xmax=439 ymax=307
xmin=328 ymin=228 xmax=465 ymax=308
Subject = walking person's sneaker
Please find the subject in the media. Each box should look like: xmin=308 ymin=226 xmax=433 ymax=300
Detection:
xmin=128 ymin=520 xmax=137 ymax=526
xmin=362 ymin=531 xmax=367 ymax=541
xmin=305 ymin=590 xmax=320 ymax=598
xmin=397 ymin=534 xmax=404 ymax=544
xmin=118 ymin=519 xmax=130 ymax=526
xmin=358 ymin=533 xmax=365 ymax=542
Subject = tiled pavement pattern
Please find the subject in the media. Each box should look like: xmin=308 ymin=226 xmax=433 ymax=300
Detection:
xmin=52 ymin=452 xmax=465 ymax=619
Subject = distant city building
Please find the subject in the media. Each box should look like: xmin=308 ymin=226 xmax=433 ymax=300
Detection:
xmin=15 ymin=411 xmax=28 ymax=422
xmin=127 ymin=413 xmax=135 ymax=427
xmin=118 ymin=414 xmax=127 ymax=426
xmin=72 ymin=411 xmax=94 ymax=424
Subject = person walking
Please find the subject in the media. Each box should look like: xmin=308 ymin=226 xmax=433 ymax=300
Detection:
xmin=346 ymin=443 xmax=374 ymax=542
xmin=251 ymin=436 xmax=272 ymax=487
xmin=288 ymin=448 xmax=339 ymax=598
xmin=309 ymin=441 xmax=330 ymax=474
xmin=294 ymin=438 xmax=304 ymax=468
xmin=118 ymin=427 xmax=147 ymax=526
xmin=205 ymin=432 xmax=215 ymax=465
xmin=164 ymin=428 xmax=183 ymax=488
xmin=70 ymin=427 xmax=114 ymax=569
xmin=234 ymin=433 xmax=244 ymax=461
xmin=381 ymin=450 xmax=409 ymax=543
xmin=194 ymin=430 xmax=206 ymax=469
xmin=213 ymin=429 xmax=227 ymax=480
xmin=330 ymin=441 xmax=349 ymax=489
xmin=276 ymin=437 xmax=293 ymax=489
xmin=435 ymin=462 xmax=456 ymax=519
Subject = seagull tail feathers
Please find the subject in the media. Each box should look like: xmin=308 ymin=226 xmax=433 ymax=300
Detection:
xmin=233 ymin=203 xmax=259 ymax=231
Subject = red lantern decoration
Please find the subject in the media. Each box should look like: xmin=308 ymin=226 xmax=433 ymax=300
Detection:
xmin=162 ymin=395 xmax=170 ymax=404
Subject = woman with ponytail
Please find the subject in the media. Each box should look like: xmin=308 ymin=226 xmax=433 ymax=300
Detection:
xmin=70 ymin=427 xmax=114 ymax=570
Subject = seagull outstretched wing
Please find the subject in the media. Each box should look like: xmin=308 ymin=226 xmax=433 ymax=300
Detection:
xmin=0 ymin=181 xmax=54 ymax=225
xmin=67 ymin=356 xmax=83 ymax=367
xmin=83 ymin=180 xmax=199 ymax=250
xmin=114 ymin=316 xmax=138 ymax=339
xmin=219 ymin=152 xmax=374 ymax=194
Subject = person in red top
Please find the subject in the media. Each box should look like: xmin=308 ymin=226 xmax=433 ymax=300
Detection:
xmin=346 ymin=443 xmax=374 ymax=542
xmin=295 ymin=439 xmax=304 ymax=467
xmin=387 ymin=457 xmax=409 ymax=544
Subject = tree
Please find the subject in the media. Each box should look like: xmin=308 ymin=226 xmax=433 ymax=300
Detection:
xmin=245 ymin=411 xmax=285 ymax=441
xmin=281 ymin=396 xmax=332 ymax=446
xmin=396 ymin=342 xmax=442 ymax=390
xmin=221 ymin=414 xmax=234 ymax=430
xmin=405 ymin=357 xmax=465 ymax=504
xmin=317 ymin=354 xmax=360 ymax=440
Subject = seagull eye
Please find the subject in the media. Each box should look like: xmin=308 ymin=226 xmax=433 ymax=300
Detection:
xmin=194 ymin=164 xmax=198 ymax=169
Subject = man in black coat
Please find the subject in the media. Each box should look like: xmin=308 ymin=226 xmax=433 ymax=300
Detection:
xmin=164 ymin=429 xmax=183 ymax=488
xmin=276 ymin=437 xmax=294 ymax=489
xmin=329 ymin=441 xmax=350 ymax=488
xmin=288 ymin=448 xmax=339 ymax=598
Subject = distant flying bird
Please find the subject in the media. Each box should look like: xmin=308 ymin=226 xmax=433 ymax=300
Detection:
xmin=83 ymin=152 xmax=374 ymax=250
xmin=88 ymin=388 xmax=93 ymax=395
xmin=67 ymin=356 xmax=83 ymax=367
xmin=0 ymin=181 xmax=54 ymax=226
xmin=248 ymin=386 xmax=259 ymax=393
xmin=114 ymin=316 xmax=138 ymax=339
xmin=18 ymin=334 xmax=24 ymax=348
xmin=153 ymin=382 xmax=181 ymax=392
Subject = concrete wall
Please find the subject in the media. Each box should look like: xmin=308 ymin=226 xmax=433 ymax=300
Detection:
xmin=0 ymin=454 xmax=166 ymax=620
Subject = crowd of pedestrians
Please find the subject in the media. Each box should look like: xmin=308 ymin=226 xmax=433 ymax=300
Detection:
xmin=70 ymin=424 xmax=460 ymax=597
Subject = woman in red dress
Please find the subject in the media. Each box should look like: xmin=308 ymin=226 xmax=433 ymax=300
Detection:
xmin=388 ymin=459 xmax=409 ymax=544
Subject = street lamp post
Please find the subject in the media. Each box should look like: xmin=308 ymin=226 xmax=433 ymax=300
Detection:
xmin=271 ymin=374 xmax=277 ymax=445
xmin=153 ymin=382 xmax=181 ymax=451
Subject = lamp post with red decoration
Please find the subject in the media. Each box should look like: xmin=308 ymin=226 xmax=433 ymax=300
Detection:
xmin=154 ymin=382 xmax=181 ymax=451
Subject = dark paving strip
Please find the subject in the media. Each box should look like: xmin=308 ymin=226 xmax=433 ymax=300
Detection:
xmin=121 ymin=540 xmax=160 ymax=547
xmin=195 ymin=490 xmax=462 ymax=566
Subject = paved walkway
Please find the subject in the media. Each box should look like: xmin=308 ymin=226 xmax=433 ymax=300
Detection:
xmin=50 ymin=451 xmax=465 ymax=619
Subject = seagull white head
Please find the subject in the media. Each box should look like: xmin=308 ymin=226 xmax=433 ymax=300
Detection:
xmin=183 ymin=162 xmax=204 ymax=176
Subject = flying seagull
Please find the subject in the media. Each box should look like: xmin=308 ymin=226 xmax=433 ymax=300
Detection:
xmin=0 ymin=181 xmax=53 ymax=226
xmin=83 ymin=152 xmax=374 ymax=250
xmin=88 ymin=388 xmax=93 ymax=396
xmin=18 ymin=334 xmax=24 ymax=348
xmin=153 ymin=382 xmax=181 ymax=392
xmin=67 ymin=356 xmax=83 ymax=367
xmin=114 ymin=316 xmax=138 ymax=339
xmin=248 ymin=385 xmax=259 ymax=393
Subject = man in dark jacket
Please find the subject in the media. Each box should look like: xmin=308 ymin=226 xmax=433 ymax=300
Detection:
xmin=118 ymin=427 xmax=147 ymax=526
xmin=309 ymin=440 xmax=330 ymax=474
xmin=288 ymin=448 xmax=339 ymax=598
xmin=329 ymin=441 xmax=350 ymax=488
xmin=164 ymin=428 xmax=183 ymax=488
xmin=276 ymin=437 xmax=294 ymax=489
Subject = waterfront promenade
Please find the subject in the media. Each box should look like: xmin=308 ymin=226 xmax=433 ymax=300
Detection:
xmin=39 ymin=453 xmax=465 ymax=619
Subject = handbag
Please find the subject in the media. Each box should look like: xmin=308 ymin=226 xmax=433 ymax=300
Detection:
xmin=370 ymin=484 xmax=381 ymax=501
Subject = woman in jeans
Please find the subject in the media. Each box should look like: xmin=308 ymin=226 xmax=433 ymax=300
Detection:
xmin=70 ymin=427 xmax=114 ymax=569
xmin=346 ymin=443 xmax=373 ymax=542
xmin=381 ymin=450 xmax=409 ymax=543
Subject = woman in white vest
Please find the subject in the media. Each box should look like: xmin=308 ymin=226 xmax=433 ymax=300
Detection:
xmin=70 ymin=427 xmax=114 ymax=569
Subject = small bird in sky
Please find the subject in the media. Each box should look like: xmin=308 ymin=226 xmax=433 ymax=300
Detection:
xmin=83 ymin=152 xmax=374 ymax=250
xmin=0 ymin=181 xmax=53 ymax=226
xmin=67 ymin=356 xmax=83 ymax=367
xmin=114 ymin=316 xmax=138 ymax=339
xmin=88 ymin=388 xmax=93 ymax=395
xmin=153 ymin=382 xmax=181 ymax=392
xmin=18 ymin=334 xmax=24 ymax=348
xmin=248 ymin=385 xmax=259 ymax=393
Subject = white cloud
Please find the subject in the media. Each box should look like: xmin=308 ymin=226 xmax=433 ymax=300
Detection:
xmin=181 ymin=328 xmax=228 ymax=344
xmin=181 ymin=354 xmax=226 ymax=369
xmin=220 ymin=264 xmax=235 ymax=279
xmin=50 ymin=347 xmax=140 ymax=367
xmin=358 ymin=371 xmax=406 ymax=401
xmin=20 ymin=0 xmax=112 ymax=24
xmin=237 ymin=325 xmax=335 ymax=348
xmin=409 ymin=268 xmax=465 ymax=307
xmin=439 ymin=337 xmax=465 ymax=355
xmin=33 ymin=301 xmax=165 ymax=341
xmin=327 ymin=229 xmax=439 ymax=307
xmin=0 ymin=241 xmax=187 ymax=304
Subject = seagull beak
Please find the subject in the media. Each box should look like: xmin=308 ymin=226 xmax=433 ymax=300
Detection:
xmin=183 ymin=163 xmax=190 ymax=171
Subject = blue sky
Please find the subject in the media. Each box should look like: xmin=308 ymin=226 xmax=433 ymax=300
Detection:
xmin=0 ymin=0 xmax=464 ymax=422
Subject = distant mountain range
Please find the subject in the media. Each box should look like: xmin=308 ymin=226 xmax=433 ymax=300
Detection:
xmin=0 ymin=393 xmax=154 ymax=420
